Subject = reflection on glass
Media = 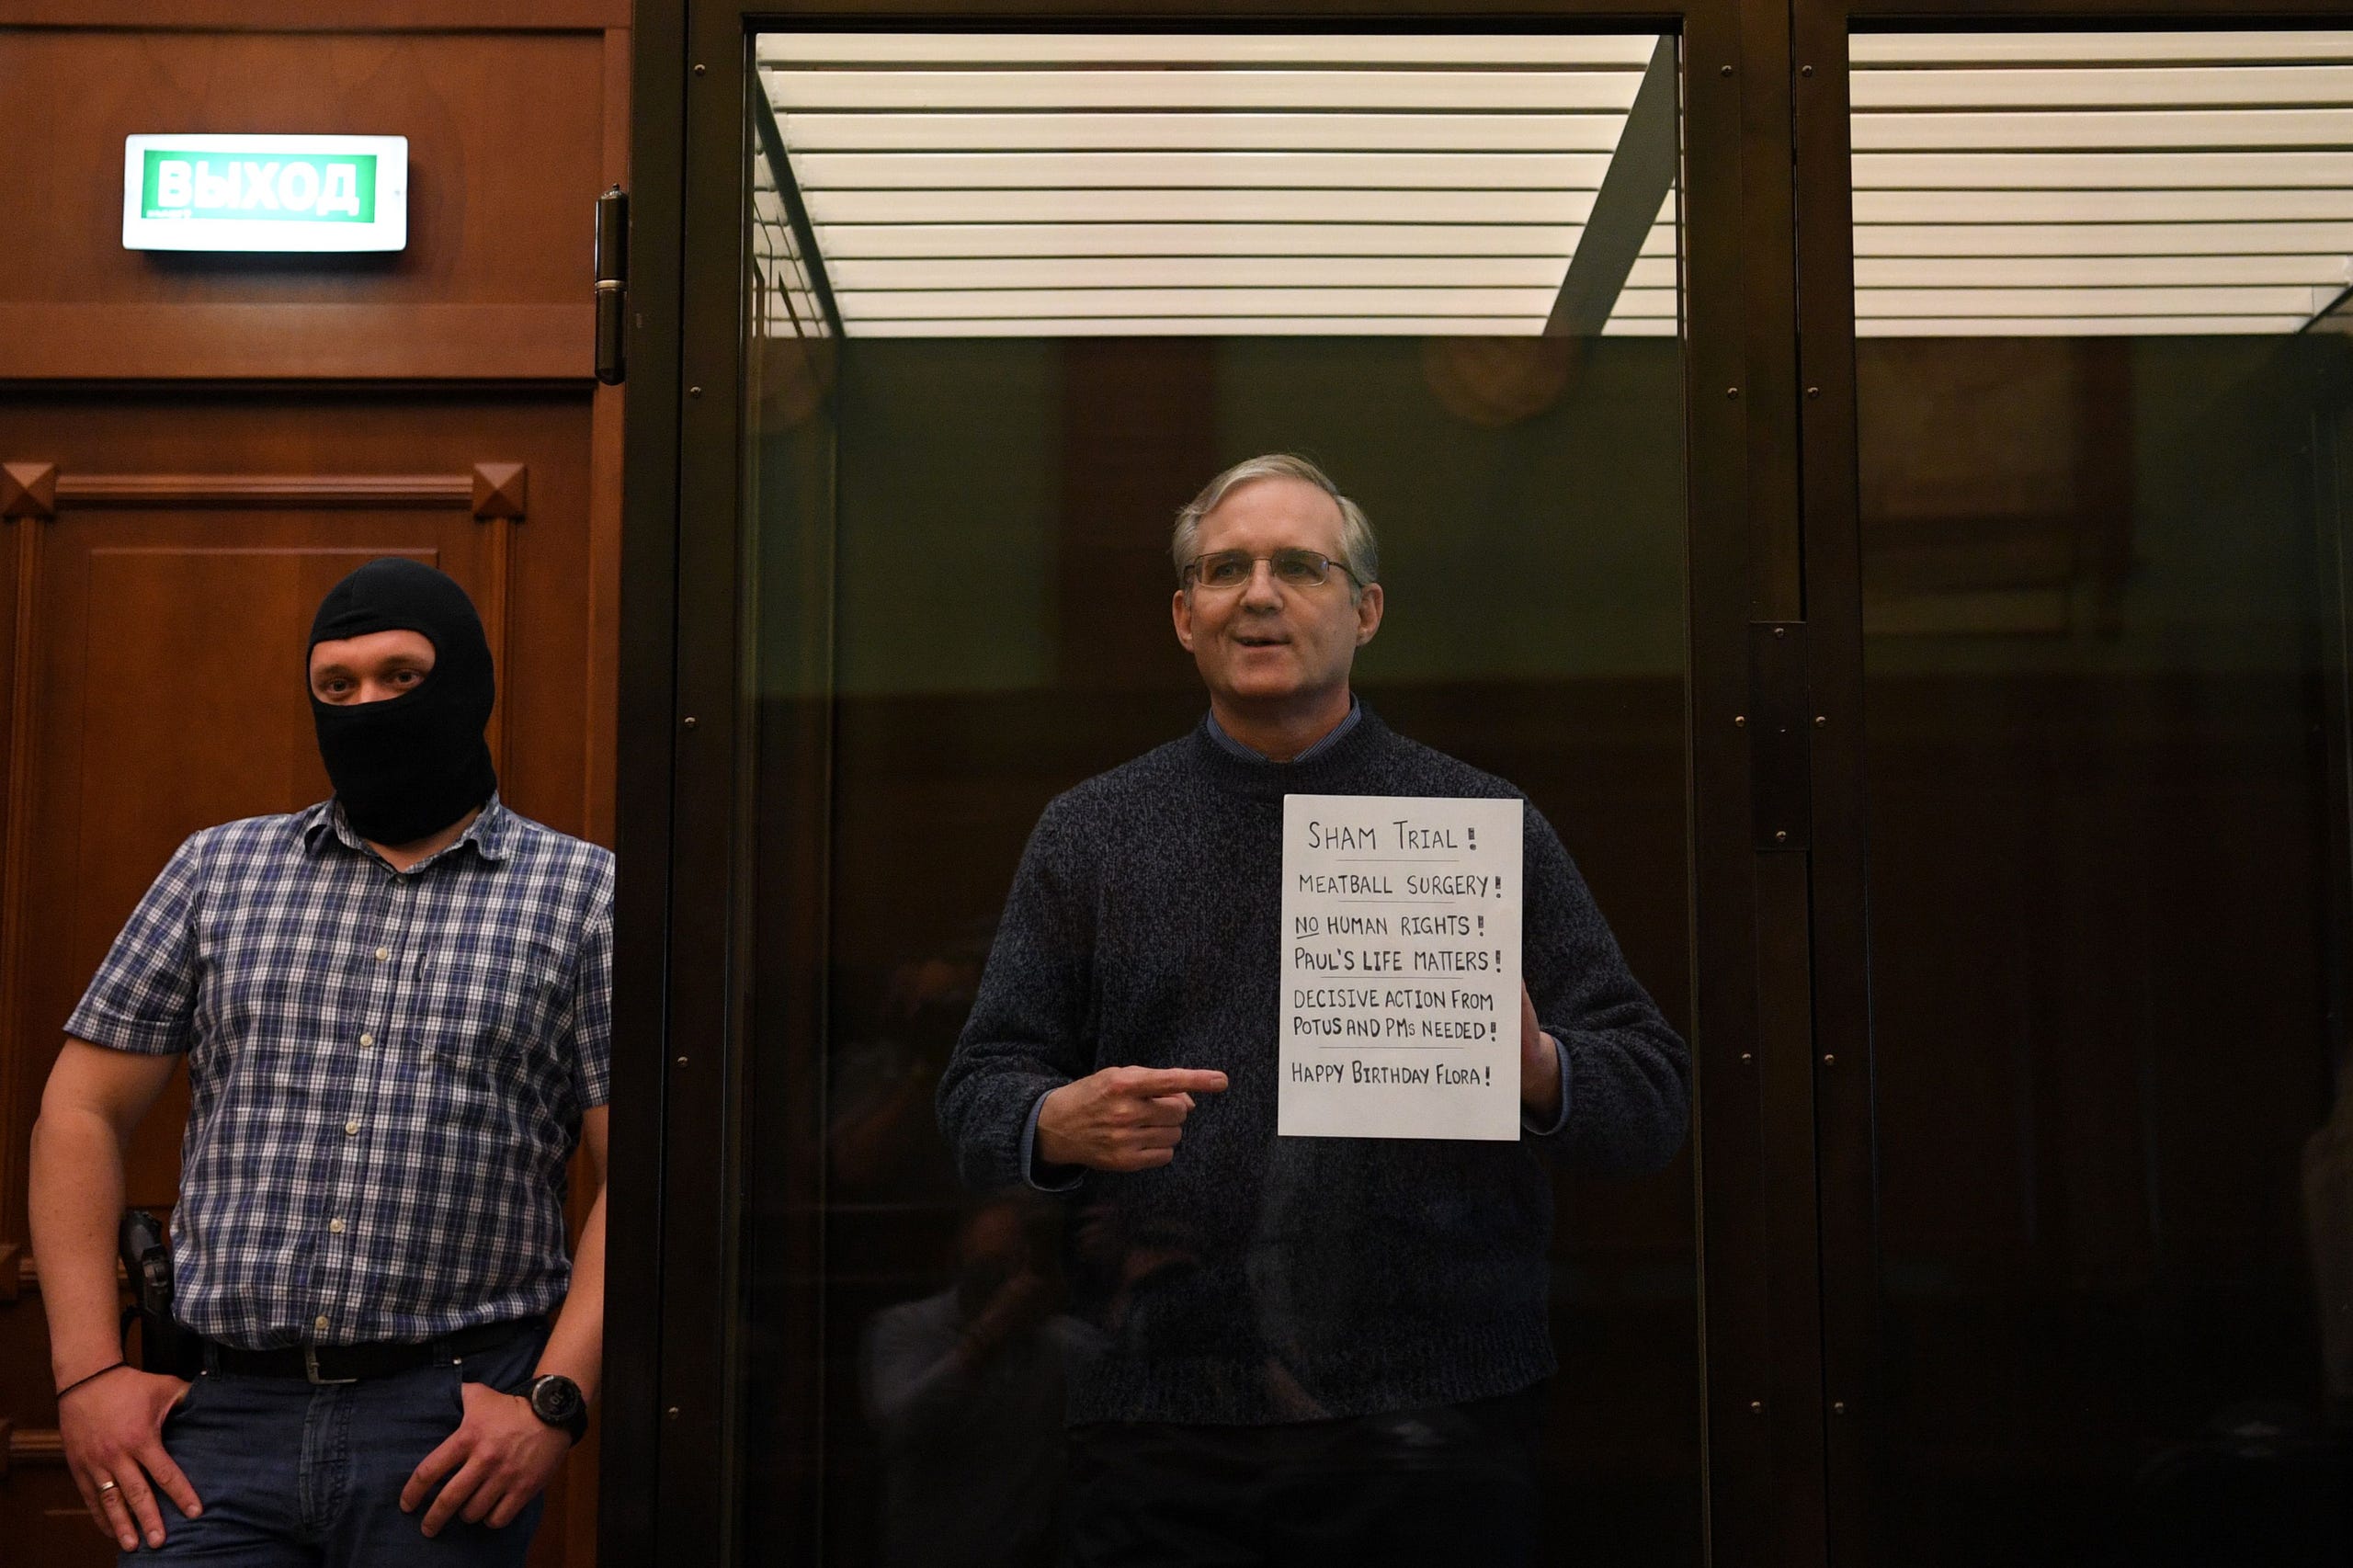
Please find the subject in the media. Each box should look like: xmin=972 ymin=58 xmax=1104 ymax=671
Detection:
xmin=862 ymin=1199 xmax=1097 ymax=1568
xmin=1851 ymin=28 xmax=2353 ymax=1565
xmin=740 ymin=30 xmax=1698 ymax=1568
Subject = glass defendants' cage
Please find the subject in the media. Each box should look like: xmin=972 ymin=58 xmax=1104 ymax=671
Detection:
xmin=610 ymin=3 xmax=2353 ymax=1565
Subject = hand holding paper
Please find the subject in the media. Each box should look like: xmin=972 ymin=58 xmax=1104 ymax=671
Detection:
xmin=1518 ymin=983 xmax=1562 ymax=1123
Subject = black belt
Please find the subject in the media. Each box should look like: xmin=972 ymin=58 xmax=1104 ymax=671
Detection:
xmin=196 ymin=1316 xmax=540 ymax=1386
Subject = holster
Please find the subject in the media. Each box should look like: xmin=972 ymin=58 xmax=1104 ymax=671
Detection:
xmin=117 ymin=1210 xmax=196 ymax=1379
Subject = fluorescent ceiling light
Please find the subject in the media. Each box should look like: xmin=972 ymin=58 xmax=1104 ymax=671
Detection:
xmin=1851 ymin=31 xmax=2353 ymax=65
xmin=761 ymin=69 xmax=1648 ymax=112
xmin=781 ymin=151 xmax=1620 ymax=189
xmin=806 ymin=222 xmax=1656 ymax=261
xmin=1851 ymin=28 xmax=2353 ymax=335
xmin=770 ymin=35 xmax=1660 ymax=64
xmin=751 ymin=28 xmax=2353 ymax=340
xmin=753 ymin=31 xmax=1678 ymax=338
xmin=790 ymin=188 xmax=1619 ymax=226
xmin=777 ymin=112 xmax=1631 ymax=153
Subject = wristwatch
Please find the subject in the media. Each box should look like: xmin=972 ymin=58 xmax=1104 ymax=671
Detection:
xmin=524 ymin=1373 xmax=588 ymax=1444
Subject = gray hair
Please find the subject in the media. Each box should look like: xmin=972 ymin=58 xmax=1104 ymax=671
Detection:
xmin=1171 ymin=453 xmax=1380 ymax=597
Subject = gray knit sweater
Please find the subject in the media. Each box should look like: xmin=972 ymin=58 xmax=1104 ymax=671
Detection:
xmin=937 ymin=709 xmax=1689 ymax=1426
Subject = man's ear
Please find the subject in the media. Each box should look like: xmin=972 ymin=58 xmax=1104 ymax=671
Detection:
xmin=1354 ymin=583 xmax=1385 ymax=647
xmin=1172 ymin=588 xmax=1197 ymax=652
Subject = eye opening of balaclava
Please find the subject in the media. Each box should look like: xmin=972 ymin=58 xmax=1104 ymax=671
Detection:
xmin=307 ymin=558 xmax=498 ymax=846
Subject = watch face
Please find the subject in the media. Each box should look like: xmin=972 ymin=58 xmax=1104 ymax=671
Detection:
xmin=531 ymin=1375 xmax=584 ymax=1424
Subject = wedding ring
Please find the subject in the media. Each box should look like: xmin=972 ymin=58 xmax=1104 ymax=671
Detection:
xmin=96 ymin=1480 xmax=119 ymax=1494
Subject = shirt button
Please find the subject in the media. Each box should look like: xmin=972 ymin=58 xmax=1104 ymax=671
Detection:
xmin=328 ymin=1218 xmax=346 ymax=1234
xmin=344 ymin=1119 xmax=361 ymax=1136
xmin=315 ymin=1314 xmax=331 ymax=1333
xmin=375 ymin=948 xmax=391 ymax=962
xmin=358 ymin=1033 xmax=374 ymax=1049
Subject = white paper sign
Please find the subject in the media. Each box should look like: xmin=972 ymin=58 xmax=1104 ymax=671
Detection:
xmin=1279 ymin=794 xmax=1524 ymax=1141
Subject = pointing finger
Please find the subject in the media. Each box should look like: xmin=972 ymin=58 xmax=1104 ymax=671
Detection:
xmin=1125 ymin=1069 xmax=1228 ymax=1097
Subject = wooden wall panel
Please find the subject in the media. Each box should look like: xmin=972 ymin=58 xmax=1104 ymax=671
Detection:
xmin=0 ymin=24 xmax=618 ymax=380
xmin=1056 ymin=339 xmax=1216 ymax=690
xmin=8 ymin=1 xmax=627 ymax=25
xmin=0 ymin=303 xmax=594 ymax=381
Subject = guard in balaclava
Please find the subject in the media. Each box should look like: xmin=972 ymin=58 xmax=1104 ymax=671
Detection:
xmin=30 ymin=555 xmax=615 ymax=1563
xmin=308 ymin=557 xmax=500 ymax=847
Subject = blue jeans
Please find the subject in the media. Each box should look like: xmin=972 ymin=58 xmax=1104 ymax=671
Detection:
xmin=132 ymin=1324 xmax=548 ymax=1565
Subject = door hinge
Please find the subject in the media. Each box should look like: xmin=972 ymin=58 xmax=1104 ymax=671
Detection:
xmin=1749 ymin=621 xmax=1812 ymax=851
xmin=595 ymin=185 xmax=628 ymax=386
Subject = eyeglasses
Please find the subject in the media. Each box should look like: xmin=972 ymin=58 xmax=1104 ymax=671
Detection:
xmin=1181 ymin=548 xmax=1363 ymax=593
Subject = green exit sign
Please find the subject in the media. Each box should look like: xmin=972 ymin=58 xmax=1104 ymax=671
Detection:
xmin=122 ymin=134 xmax=407 ymax=252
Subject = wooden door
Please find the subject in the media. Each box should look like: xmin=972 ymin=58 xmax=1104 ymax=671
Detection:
xmin=0 ymin=388 xmax=608 ymax=1566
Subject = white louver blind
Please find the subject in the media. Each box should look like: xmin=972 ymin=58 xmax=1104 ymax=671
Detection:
xmin=1853 ymin=29 xmax=2353 ymax=336
xmin=753 ymin=32 xmax=1679 ymax=337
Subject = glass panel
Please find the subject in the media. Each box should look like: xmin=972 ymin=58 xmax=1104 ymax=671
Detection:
xmin=738 ymin=31 xmax=1699 ymax=1566
xmin=1849 ymin=29 xmax=2353 ymax=1565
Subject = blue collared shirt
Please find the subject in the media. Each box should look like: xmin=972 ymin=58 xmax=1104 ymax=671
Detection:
xmin=1023 ymin=705 xmax=1570 ymax=1186
xmin=67 ymin=795 xmax=613 ymax=1349
xmin=1203 ymin=697 xmax=1364 ymax=764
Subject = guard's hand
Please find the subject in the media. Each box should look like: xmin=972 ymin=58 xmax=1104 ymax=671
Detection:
xmin=58 ymin=1365 xmax=200 ymax=1552
xmin=401 ymin=1380 xmax=571 ymax=1536
xmin=1037 ymin=1066 xmax=1228 ymax=1172
xmin=1519 ymin=983 xmax=1563 ymax=1122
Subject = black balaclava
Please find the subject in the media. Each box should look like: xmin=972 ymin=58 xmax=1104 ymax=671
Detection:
xmin=308 ymin=558 xmax=498 ymax=846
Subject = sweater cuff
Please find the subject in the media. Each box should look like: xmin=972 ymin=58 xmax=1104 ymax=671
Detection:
xmin=1520 ymin=1033 xmax=1572 ymax=1137
xmin=1022 ymin=1091 xmax=1084 ymax=1192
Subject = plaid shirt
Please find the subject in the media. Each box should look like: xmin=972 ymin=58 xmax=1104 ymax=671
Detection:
xmin=66 ymin=796 xmax=613 ymax=1350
